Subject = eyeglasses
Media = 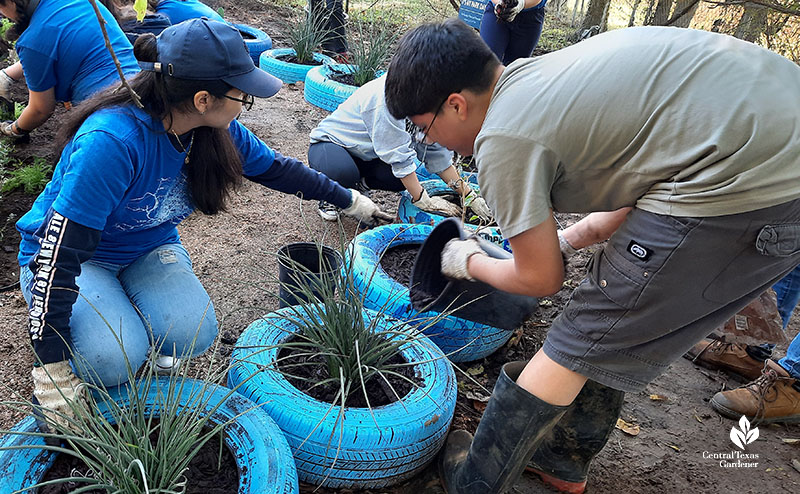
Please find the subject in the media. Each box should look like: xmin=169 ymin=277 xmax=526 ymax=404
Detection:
xmin=223 ymin=92 xmax=254 ymax=111
xmin=407 ymin=96 xmax=448 ymax=146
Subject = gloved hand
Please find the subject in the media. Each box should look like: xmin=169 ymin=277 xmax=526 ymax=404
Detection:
xmin=557 ymin=230 xmax=578 ymax=260
xmin=495 ymin=0 xmax=525 ymax=22
xmin=413 ymin=189 xmax=462 ymax=217
xmin=463 ymin=189 xmax=492 ymax=222
xmin=0 ymin=69 xmax=14 ymax=99
xmin=441 ymin=236 xmax=487 ymax=281
xmin=342 ymin=189 xmax=394 ymax=226
xmin=31 ymin=361 xmax=88 ymax=433
xmin=0 ymin=120 xmax=29 ymax=140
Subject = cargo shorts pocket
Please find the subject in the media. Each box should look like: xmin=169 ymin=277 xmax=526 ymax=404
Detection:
xmin=588 ymin=244 xmax=647 ymax=310
xmin=756 ymin=224 xmax=800 ymax=257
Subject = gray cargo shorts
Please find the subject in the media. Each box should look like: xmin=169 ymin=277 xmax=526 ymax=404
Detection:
xmin=543 ymin=198 xmax=800 ymax=393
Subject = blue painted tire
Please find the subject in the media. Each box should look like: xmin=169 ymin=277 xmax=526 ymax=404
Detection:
xmin=229 ymin=307 xmax=457 ymax=489
xmin=397 ymin=179 xmax=511 ymax=252
xmin=414 ymin=160 xmax=478 ymax=185
xmin=0 ymin=378 xmax=298 ymax=494
xmin=234 ymin=24 xmax=273 ymax=64
xmin=304 ymin=63 xmax=359 ymax=112
xmin=349 ymin=223 xmax=514 ymax=361
xmin=259 ymin=48 xmax=334 ymax=84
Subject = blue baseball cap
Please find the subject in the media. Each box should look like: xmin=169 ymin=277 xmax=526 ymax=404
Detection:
xmin=139 ymin=18 xmax=281 ymax=98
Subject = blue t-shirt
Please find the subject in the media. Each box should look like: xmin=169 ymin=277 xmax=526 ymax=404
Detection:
xmin=16 ymin=106 xmax=275 ymax=266
xmin=15 ymin=0 xmax=139 ymax=104
xmin=155 ymin=0 xmax=225 ymax=24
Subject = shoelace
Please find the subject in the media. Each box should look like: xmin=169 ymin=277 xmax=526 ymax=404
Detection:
xmin=746 ymin=368 xmax=781 ymax=421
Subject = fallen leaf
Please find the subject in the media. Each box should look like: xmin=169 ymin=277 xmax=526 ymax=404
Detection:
xmin=615 ymin=418 xmax=640 ymax=436
xmin=505 ymin=329 xmax=524 ymax=348
xmin=792 ymin=459 xmax=800 ymax=474
xmin=466 ymin=365 xmax=484 ymax=376
xmin=472 ymin=400 xmax=487 ymax=412
xmin=465 ymin=389 xmax=491 ymax=403
xmin=538 ymin=299 xmax=553 ymax=307
xmin=667 ymin=444 xmax=680 ymax=452
xmin=694 ymin=414 xmax=703 ymax=424
xmin=781 ymin=438 xmax=800 ymax=445
xmin=649 ymin=394 xmax=668 ymax=401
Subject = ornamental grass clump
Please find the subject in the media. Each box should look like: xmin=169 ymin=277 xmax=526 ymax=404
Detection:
xmin=286 ymin=3 xmax=332 ymax=64
xmin=344 ymin=18 xmax=397 ymax=87
xmin=0 ymin=312 xmax=256 ymax=493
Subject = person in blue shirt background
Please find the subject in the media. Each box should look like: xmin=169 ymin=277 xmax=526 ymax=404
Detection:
xmin=148 ymin=0 xmax=224 ymax=24
xmin=0 ymin=0 xmax=139 ymax=139
xmin=16 ymin=19 xmax=390 ymax=432
xmin=480 ymin=0 xmax=547 ymax=64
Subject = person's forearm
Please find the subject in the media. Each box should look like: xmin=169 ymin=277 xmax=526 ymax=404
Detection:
xmin=4 ymin=61 xmax=23 ymax=81
xmin=561 ymin=207 xmax=632 ymax=250
xmin=17 ymin=89 xmax=56 ymax=131
xmin=437 ymin=166 xmax=471 ymax=196
xmin=400 ymin=173 xmax=424 ymax=201
xmin=467 ymin=253 xmax=564 ymax=297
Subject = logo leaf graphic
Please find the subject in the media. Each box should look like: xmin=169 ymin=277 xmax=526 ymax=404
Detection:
xmin=730 ymin=415 xmax=759 ymax=449
xmin=746 ymin=427 xmax=759 ymax=444
xmin=739 ymin=415 xmax=750 ymax=435
xmin=730 ymin=427 xmax=746 ymax=450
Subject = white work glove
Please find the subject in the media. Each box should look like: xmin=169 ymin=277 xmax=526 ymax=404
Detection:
xmin=441 ymin=237 xmax=487 ymax=281
xmin=342 ymin=189 xmax=393 ymax=226
xmin=0 ymin=69 xmax=14 ymax=99
xmin=31 ymin=361 xmax=88 ymax=433
xmin=413 ymin=189 xmax=462 ymax=217
xmin=495 ymin=0 xmax=525 ymax=22
xmin=557 ymin=230 xmax=578 ymax=259
xmin=463 ymin=189 xmax=492 ymax=222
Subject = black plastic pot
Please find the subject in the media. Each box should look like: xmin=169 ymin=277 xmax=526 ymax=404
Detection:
xmin=277 ymin=243 xmax=342 ymax=308
xmin=409 ymin=218 xmax=539 ymax=330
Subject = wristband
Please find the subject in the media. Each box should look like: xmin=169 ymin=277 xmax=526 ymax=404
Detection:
xmin=13 ymin=120 xmax=31 ymax=135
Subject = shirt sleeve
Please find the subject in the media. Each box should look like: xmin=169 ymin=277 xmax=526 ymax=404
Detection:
xmin=415 ymin=142 xmax=454 ymax=174
xmin=476 ymin=131 xmax=560 ymax=238
xmin=228 ymin=119 xmax=275 ymax=176
xmin=362 ymin=105 xmax=418 ymax=178
xmin=17 ymin=45 xmax=58 ymax=93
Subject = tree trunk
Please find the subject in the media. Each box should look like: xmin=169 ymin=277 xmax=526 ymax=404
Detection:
xmin=643 ymin=0 xmax=657 ymax=25
xmin=669 ymin=0 xmax=699 ymax=27
xmin=579 ymin=0 xmax=610 ymax=31
xmin=648 ymin=0 xmax=673 ymax=25
xmin=734 ymin=3 xmax=769 ymax=42
xmin=629 ymin=0 xmax=642 ymax=26
xmin=571 ymin=0 xmax=581 ymax=26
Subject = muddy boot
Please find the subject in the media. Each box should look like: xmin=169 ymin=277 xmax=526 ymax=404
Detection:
xmin=684 ymin=338 xmax=767 ymax=381
xmin=439 ymin=361 xmax=568 ymax=494
xmin=710 ymin=360 xmax=800 ymax=424
xmin=525 ymin=380 xmax=624 ymax=494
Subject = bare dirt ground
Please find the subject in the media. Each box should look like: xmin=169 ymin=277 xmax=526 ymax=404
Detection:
xmin=1 ymin=1 xmax=799 ymax=492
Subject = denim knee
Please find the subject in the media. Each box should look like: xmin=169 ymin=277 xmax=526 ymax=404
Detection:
xmin=155 ymin=303 xmax=218 ymax=358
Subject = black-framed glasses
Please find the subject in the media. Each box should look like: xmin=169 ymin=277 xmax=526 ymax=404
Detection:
xmin=407 ymin=96 xmax=448 ymax=146
xmin=224 ymin=92 xmax=254 ymax=111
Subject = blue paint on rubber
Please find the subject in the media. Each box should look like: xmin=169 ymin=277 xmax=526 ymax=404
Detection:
xmin=349 ymin=223 xmax=514 ymax=361
xmin=0 ymin=379 xmax=298 ymax=494
xmin=229 ymin=306 xmax=458 ymax=489
xmin=233 ymin=23 xmax=273 ymax=64
xmin=303 ymin=63 xmax=360 ymax=112
xmin=260 ymin=48 xmax=334 ymax=84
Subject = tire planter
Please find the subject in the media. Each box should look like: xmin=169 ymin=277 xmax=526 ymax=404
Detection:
xmin=0 ymin=378 xmax=298 ymax=494
xmin=229 ymin=306 xmax=457 ymax=489
xmin=398 ymin=179 xmax=511 ymax=252
xmin=304 ymin=63 xmax=359 ymax=112
xmin=414 ymin=160 xmax=478 ymax=185
xmin=349 ymin=223 xmax=515 ymax=361
xmin=233 ymin=23 xmax=273 ymax=64
xmin=259 ymin=48 xmax=334 ymax=84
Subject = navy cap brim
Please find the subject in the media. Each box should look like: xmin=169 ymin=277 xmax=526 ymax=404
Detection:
xmin=224 ymin=66 xmax=282 ymax=98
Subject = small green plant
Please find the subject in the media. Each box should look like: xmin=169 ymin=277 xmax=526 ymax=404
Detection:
xmin=216 ymin=6 xmax=225 ymax=18
xmin=0 ymin=101 xmax=23 ymax=121
xmin=0 ymin=18 xmax=14 ymax=41
xmin=13 ymin=101 xmax=24 ymax=120
xmin=285 ymin=4 xmax=332 ymax=64
xmin=1 ymin=157 xmax=52 ymax=195
xmin=344 ymin=18 xmax=398 ymax=87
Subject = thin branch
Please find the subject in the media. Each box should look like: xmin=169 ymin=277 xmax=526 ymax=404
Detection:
xmin=702 ymin=0 xmax=800 ymax=16
xmin=87 ymin=0 xmax=144 ymax=109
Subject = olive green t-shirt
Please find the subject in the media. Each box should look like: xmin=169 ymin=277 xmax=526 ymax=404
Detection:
xmin=476 ymin=26 xmax=800 ymax=239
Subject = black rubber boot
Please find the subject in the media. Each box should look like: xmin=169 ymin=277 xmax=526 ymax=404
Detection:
xmin=526 ymin=379 xmax=625 ymax=493
xmin=439 ymin=361 xmax=569 ymax=494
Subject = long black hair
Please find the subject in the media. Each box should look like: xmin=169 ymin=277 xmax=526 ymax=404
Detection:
xmin=55 ymin=33 xmax=243 ymax=214
xmin=1 ymin=0 xmax=34 ymax=40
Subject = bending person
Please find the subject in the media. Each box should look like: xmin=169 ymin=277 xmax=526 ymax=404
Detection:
xmin=16 ymin=19 xmax=390 ymax=432
xmin=0 ymin=0 xmax=139 ymax=139
xmin=308 ymin=74 xmax=490 ymax=222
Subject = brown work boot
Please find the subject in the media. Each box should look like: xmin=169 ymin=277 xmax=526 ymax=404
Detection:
xmin=685 ymin=338 xmax=766 ymax=381
xmin=710 ymin=360 xmax=800 ymax=424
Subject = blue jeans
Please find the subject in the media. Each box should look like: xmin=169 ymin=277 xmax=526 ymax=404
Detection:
xmin=774 ymin=264 xmax=800 ymax=378
xmin=480 ymin=2 xmax=545 ymax=64
xmin=21 ymin=243 xmax=217 ymax=386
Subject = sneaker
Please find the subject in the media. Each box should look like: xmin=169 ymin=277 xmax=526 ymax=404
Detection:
xmin=684 ymin=338 xmax=766 ymax=381
xmin=317 ymin=200 xmax=340 ymax=221
xmin=152 ymin=355 xmax=182 ymax=375
xmin=710 ymin=360 xmax=800 ymax=423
